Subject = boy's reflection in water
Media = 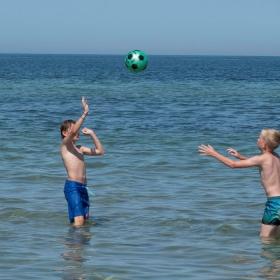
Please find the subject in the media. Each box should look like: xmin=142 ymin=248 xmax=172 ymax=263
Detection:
xmin=260 ymin=238 xmax=280 ymax=279
xmin=61 ymin=225 xmax=92 ymax=280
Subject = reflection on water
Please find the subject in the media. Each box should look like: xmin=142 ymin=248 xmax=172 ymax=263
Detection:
xmin=61 ymin=226 xmax=92 ymax=280
xmin=260 ymin=238 xmax=280 ymax=279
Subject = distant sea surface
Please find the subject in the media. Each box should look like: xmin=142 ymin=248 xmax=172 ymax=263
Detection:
xmin=1 ymin=54 xmax=280 ymax=279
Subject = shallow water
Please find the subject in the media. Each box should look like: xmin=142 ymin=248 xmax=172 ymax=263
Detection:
xmin=1 ymin=54 xmax=280 ymax=279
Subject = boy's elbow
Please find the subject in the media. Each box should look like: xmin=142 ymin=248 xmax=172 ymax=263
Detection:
xmin=97 ymin=148 xmax=105 ymax=156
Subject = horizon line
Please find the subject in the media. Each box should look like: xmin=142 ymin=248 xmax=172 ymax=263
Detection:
xmin=0 ymin=52 xmax=280 ymax=58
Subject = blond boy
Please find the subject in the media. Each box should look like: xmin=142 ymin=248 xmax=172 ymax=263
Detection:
xmin=199 ymin=129 xmax=280 ymax=238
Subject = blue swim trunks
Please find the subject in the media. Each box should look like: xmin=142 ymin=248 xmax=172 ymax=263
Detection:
xmin=64 ymin=180 xmax=90 ymax=223
xmin=262 ymin=196 xmax=280 ymax=226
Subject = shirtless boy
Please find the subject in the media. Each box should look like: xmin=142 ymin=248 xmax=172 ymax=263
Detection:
xmin=60 ymin=97 xmax=104 ymax=227
xmin=199 ymin=129 xmax=280 ymax=238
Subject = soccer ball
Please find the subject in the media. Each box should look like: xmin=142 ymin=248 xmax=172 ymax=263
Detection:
xmin=125 ymin=50 xmax=148 ymax=73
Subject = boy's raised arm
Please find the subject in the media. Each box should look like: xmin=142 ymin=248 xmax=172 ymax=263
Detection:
xmin=62 ymin=97 xmax=89 ymax=144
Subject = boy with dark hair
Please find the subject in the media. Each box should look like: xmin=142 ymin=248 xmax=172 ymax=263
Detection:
xmin=60 ymin=97 xmax=104 ymax=227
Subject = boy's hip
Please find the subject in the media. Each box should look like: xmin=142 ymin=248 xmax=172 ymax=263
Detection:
xmin=64 ymin=179 xmax=87 ymax=193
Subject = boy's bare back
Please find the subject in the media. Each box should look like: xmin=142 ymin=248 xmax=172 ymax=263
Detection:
xmin=259 ymin=152 xmax=280 ymax=197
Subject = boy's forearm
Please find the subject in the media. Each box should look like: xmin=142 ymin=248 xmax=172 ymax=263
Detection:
xmin=212 ymin=152 xmax=236 ymax=168
xmin=72 ymin=112 xmax=88 ymax=135
xmin=90 ymin=131 xmax=104 ymax=154
xmin=238 ymin=154 xmax=247 ymax=160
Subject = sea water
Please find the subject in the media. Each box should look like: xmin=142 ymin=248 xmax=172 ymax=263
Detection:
xmin=0 ymin=54 xmax=280 ymax=279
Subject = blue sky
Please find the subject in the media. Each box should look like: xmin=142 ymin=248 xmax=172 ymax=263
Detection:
xmin=0 ymin=0 xmax=279 ymax=55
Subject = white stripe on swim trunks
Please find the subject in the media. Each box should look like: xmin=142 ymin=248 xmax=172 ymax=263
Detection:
xmin=86 ymin=186 xmax=95 ymax=196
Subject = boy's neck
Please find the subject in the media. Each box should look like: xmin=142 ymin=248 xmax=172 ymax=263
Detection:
xmin=262 ymin=147 xmax=273 ymax=154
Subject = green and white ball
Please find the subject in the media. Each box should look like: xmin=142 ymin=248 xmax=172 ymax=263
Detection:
xmin=125 ymin=50 xmax=148 ymax=73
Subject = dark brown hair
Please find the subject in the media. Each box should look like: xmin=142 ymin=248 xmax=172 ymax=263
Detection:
xmin=60 ymin=119 xmax=75 ymax=139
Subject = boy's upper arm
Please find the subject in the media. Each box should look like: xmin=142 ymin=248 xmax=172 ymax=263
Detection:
xmin=233 ymin=155 xmax=263 ymax=168
xmin=80 ymin=146 xmax=100 ymax=156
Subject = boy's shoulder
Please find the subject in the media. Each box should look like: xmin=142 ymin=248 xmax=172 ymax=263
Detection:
xmin=261 ymin=152 xmax=279 ymax=162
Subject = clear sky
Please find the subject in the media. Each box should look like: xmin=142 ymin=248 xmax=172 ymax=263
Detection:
xmin=0 ymin=0 xmax=279 ymax=56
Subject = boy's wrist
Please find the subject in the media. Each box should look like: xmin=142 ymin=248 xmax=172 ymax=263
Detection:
xmin=212 ymin=151 xmax=219 ymax=158
xmin=81 ymin=112 xmax=88 ymax=118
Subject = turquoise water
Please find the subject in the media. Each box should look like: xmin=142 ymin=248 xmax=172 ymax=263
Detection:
xmin=1 ymin=54 xmax=280 ymax=279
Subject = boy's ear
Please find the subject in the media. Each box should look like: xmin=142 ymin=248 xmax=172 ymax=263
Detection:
xmin=62 ymin=130 xmax=68 ymax=137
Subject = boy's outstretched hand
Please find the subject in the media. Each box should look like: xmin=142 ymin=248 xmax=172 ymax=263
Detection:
xmin=227 ymin=147 xmax=240 ymax=158
xmin=82 ymin=97 xmax=89 ymax=115
xmin=198 ymin=144 xmax=217 ymax=157
xmin=227 ymin=147 xmax=247 ymax=160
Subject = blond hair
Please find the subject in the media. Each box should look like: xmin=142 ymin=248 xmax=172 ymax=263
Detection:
xmin=261 ymin=129 xmax=280 ymax=150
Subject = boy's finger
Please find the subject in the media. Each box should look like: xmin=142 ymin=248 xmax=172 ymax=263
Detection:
xmin=198 ymin=147 xmax=206 ymax=153
xmin=198 ymin=144 xmax=206 ymax=149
